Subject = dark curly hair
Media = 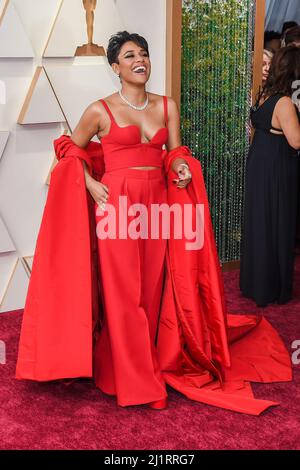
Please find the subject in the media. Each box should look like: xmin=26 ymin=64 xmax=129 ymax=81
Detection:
xmin=261 ymin=46 xmax=300 ymax=99
xmin=106 ymin=31 xmax=149 ymax=66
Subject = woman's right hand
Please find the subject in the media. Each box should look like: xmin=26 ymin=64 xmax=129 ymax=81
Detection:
xmin=87 ymin=177 xmax=109 ymax=210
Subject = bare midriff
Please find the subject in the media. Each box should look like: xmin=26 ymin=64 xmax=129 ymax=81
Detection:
xmin=128 ymin=166 xmax=161 ymax=170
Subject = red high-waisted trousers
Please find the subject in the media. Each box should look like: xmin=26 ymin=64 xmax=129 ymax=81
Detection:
xmin=93 ymin=167 xmax=168 ymax=406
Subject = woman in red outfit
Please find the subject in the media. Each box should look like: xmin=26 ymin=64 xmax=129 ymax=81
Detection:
xmin=70 ymin=31 xmax=191 ymax=410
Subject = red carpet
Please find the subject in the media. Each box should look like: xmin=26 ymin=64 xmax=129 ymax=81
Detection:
xmin=0 ymin=257 xmax=299 ymax=450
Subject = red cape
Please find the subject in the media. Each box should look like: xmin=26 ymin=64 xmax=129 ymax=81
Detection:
xmin=15 ymin=136 xmax=292 ymax=415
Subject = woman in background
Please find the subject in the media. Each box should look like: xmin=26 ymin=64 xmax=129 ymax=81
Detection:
xmin=240 ymin=46 xmax=300 ymax=307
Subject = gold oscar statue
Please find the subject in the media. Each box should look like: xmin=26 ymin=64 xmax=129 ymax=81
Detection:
xmin=75 ymin=0 xmax=106 ymax=56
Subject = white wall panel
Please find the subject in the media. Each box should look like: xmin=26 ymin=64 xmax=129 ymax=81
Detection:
xmin=115 ymin=0 xmax=167 ymax=95
xmin=18 ymin=67 xmax=65 ymax=124
xmin=13 ymin=0 xmax=59 ymax=57
xmin=45 ymin=60 xmax=115 ymax=133
xmin=0 ymin=252 xmax=18 ymax=309
xmin=0 ymin=216 xmax=15 ymax=253
xmin=0 ymin=130 xmax=9 ymax=161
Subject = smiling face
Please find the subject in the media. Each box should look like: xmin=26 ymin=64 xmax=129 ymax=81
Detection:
xmin=111 ymin=40 xmax=151 ymax=85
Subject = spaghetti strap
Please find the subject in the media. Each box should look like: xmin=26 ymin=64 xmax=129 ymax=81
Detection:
xmin=99 ymin=99 xmax=116 ymax=123
xmin=163 ymin=96 xmax=168 ymax=127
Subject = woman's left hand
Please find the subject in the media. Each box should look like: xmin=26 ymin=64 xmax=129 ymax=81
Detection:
xmin=173 ymin=162 xmax=192 ymax=188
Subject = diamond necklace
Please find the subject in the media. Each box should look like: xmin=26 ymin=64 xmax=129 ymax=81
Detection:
xmin=118 ymin=89 xmax=149 ymax=111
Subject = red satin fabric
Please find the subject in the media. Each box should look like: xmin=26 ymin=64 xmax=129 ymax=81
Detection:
xmin=15 ymin=136 xmax=292 ymax=415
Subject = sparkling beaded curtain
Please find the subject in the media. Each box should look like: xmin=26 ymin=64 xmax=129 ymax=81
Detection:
xmin=181 ymin=0 xmax=255 ymax=263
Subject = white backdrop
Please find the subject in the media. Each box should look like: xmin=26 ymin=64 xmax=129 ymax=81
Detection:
xmin=0 ymin=0 xmax=167 ymax=312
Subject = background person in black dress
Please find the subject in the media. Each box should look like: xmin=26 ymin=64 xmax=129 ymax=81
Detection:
xmin=240 ymin=46 xmax=300 ymax=307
